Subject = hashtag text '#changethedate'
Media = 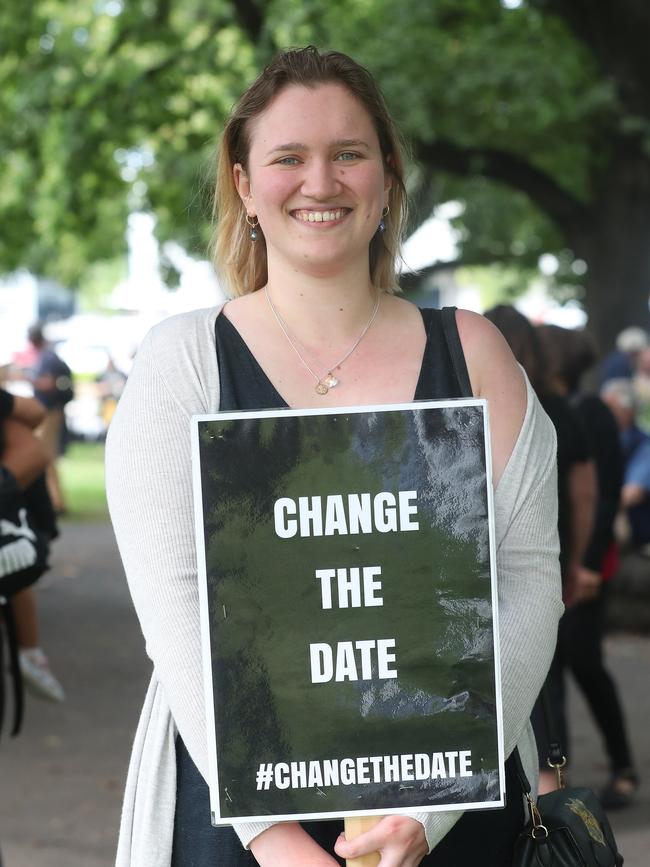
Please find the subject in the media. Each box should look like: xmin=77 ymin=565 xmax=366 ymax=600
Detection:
xmin=254 ymin=751 xmax=473 ymax=791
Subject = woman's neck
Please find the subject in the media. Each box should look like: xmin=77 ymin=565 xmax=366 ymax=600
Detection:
xmin=264 ymin=260 xmax=379 ymax=348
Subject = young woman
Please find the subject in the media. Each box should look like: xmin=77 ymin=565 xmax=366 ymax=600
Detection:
xmin=106 ymin=47 xmax=562 ymax=867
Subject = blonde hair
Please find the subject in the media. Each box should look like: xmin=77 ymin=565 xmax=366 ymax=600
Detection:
xmin=211 ymin=46 xmax=407 ymax=297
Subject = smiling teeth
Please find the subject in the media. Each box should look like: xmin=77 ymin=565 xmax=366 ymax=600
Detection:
xmin=296 ymin=210 xmax=344 ymax=222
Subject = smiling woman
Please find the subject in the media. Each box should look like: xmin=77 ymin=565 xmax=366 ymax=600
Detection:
xmin=212 ymin=50 xmax=407 ymax=303
xmin=106 ymin=45 xmax=561 ymax=867
xmin=232 ymin=81 xmax=391 ymax=290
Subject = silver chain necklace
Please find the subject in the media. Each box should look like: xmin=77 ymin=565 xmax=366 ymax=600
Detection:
xmin=264 ymin=286 xmax=381 ymax=395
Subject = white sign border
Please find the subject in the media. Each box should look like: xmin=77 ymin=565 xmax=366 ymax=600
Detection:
xmin=191 ymin=397 xmax=505 ymax=825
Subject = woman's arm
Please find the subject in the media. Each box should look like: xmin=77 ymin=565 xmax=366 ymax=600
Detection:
xmin=458 ymin=310 xmax=562 ymax=753
xmin=564 ymin=460 xmax=598 ymax=604
xmin=106 ymin=310 xmax=279 ymax=852
xmin=105 ymin=325 xmax=210 ymax=762
xmin=10 ymin=393 xmax=47 ymax=429
xmin=251 ymin=823 xmax=340 ymax=867
xmin=457 ymin=310 xmax=527 ymax=484
xmin=2 ymin=419 xmax=49 ymax=488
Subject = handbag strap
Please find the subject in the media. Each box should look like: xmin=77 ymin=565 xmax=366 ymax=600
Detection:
xmin=539 ymin=681 xmax=566 ymax=770
xmin=512 ymin=744 xmax=548 ymax=836
xmin=512 ymin=679 xmax=567 ymax=800
xmin=0 ymin=596 xmax=25 ymax=738
xmin=512 ymin=745 xmax=533 ymax=796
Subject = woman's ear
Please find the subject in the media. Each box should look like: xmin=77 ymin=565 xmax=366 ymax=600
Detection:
xmin=233 ymin=163 xmax=254 ymax=213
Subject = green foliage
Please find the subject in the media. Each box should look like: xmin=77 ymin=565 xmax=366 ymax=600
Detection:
xmin=457 ymin=264 xmax=534 ymax=309
xmin=442 ymin=176 xmax=564 ymax=270
xmin=77 ymin=256 xmax=128 ymax=311
xmin=0 ymin=0 xmax=257 ymax=287
xmin=1 ymin=0 xmax=648 ymax=322
xmin=59 ymin=441 xmax=108 ymax=521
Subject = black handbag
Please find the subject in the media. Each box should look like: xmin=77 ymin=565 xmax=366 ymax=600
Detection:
xmin=0 ymin=473 xmax=50 ymax=598
xmin=0 ymin=472 xmax=51 ymax=738
xmin=512 ymin=687 xmax=624 ymax=866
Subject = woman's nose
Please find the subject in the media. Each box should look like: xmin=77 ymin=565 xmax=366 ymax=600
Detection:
xmin=301 ymin=158 xmax=341 ymax=199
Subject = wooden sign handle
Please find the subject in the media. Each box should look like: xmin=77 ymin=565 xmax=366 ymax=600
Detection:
xmin=344 ymin=815 xmax=381 ymax=867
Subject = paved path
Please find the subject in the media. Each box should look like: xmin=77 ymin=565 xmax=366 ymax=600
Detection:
xmin=1 ymin=522 xmax=648 ymax=865
xmin=0 ymin=522 xmax=149 ymax=867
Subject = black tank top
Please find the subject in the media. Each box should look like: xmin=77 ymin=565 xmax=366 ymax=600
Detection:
xmin=171 ymin=306 xmax=523 ymax=867
xmin=214 ymin=306 xmax=472 ymax=411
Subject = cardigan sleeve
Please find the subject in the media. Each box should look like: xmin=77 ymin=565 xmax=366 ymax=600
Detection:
xmin=106 ymin=308 xmax=275 ymax=849
xmin=402 ymin=377 xmax=563 ymax=850
xmin=106 ymin=315 xmax=213 ymax=774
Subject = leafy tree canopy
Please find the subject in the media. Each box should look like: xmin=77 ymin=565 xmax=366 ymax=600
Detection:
xmin=2 ymin=0 xmax=649 ymax=345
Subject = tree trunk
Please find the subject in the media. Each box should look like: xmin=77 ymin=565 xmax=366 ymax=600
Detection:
xmin=567 ymin=155 xmax=650 ymax=353
xmin=579 ymin=227 xmax=650 ymax=354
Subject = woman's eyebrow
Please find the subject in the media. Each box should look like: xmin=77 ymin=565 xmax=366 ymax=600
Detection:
xmin=266 ymin=142 xmax=306 ymax=156
xmin=265 ymin=138 xmax=371 ymax=156
xmin=331 ymin=139 xmax=370 ymax=150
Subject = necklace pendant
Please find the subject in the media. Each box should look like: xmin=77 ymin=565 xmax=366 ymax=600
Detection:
xmin=315 ymin=381 xmax=329 ymax=395
xmin=323 ymin=373 xmax=339 ymax=388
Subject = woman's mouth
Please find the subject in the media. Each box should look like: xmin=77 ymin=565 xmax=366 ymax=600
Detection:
xmin=291 ymin=208 xmax=351 ymax=223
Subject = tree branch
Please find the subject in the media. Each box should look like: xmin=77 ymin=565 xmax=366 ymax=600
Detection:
xmin=138 ymin=32 xmax=218 ymax=84
xmin=230 ymin=0 xmax=265 ymax=44
xmin=414 ymin=138 xmax=590 ymax=235
xmin=532 ymin=0 xmax=650 ymax=120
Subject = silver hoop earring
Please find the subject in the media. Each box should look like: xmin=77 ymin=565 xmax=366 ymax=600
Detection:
xmin=246 ymin=214 xmax=260 ymax=241
xmin=378 ymin=205 xmax=389 ymax=234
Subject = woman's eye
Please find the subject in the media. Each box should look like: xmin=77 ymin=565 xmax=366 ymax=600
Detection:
xmin=276 ymin=156 xmax=300 ymax=166
xmin=336 ymin=151 xmax=361 ymax=161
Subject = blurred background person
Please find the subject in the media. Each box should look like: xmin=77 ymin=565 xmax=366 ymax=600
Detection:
xmin=538 ymin=326 xmax=638 ymax=808
xmin=18 ymin=324 xmax=75 ymax=514
xmin=599 ymin=326 xmax=648 ymax=388
xmin=484 ymin=305 xmax=596 ymax=794
xmin=601 ymin=378 xmax=650 ymax=555
xmin=96 ymin=356 xmax=128 ymax=431
xmin=0 ymin=385 xmax=65 ymax=704
xmin=631 ymin=344 xmax=650 ymax=430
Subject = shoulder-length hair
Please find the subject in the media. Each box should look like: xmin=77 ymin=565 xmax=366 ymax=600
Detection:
xmin=211 ymin=46 xmax=407 ymax=297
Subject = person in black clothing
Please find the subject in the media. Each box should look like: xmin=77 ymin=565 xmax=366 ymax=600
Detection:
xmin=484 ymin=307 xmax=597 ymax=794
xmin=538 ymin=324 xmax=638 ymax=808
xmin=20 ymin=324 xmax=74 ymax=513
xmin=0 ymin=388 xmax=48 ymax=486
xmin=0 ymin=387 xmax=64 ymax=703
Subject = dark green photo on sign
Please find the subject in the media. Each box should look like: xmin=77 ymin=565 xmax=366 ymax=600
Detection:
xmin=191 ymin=399 xmax=504 ymax=824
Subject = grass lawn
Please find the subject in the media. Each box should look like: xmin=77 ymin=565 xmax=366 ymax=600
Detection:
xmin=59 ymin=441 xmax=109 ymax=521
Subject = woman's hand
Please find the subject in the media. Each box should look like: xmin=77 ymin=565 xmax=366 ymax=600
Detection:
xmin=250 ymin=822 xmax=340 ymax=867
xmin=567 ymin=565 xmax=602 ymax=605
xmin=334 ymin=816 xmax=428 ymax=867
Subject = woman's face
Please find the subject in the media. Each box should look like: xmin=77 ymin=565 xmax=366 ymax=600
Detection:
xmin=234 ymin=82 xmax=392 ymax=280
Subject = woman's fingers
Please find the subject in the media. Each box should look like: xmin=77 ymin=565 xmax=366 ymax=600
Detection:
xmin=334 ymin=816 xmax=427 ymax=867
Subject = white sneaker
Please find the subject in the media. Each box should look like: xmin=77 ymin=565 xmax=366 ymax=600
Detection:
xmin=19 ymin=648 xmax=66 ymax=703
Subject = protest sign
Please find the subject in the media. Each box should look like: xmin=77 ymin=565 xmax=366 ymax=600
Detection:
xmin=192 ymin=399 xmax=504 ymax=824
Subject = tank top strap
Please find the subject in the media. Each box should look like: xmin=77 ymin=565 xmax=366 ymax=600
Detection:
xmin=215 ymin=312 xmax=288 ymax=412
xmin=415 ymin=307 xmax=473 ymax=401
